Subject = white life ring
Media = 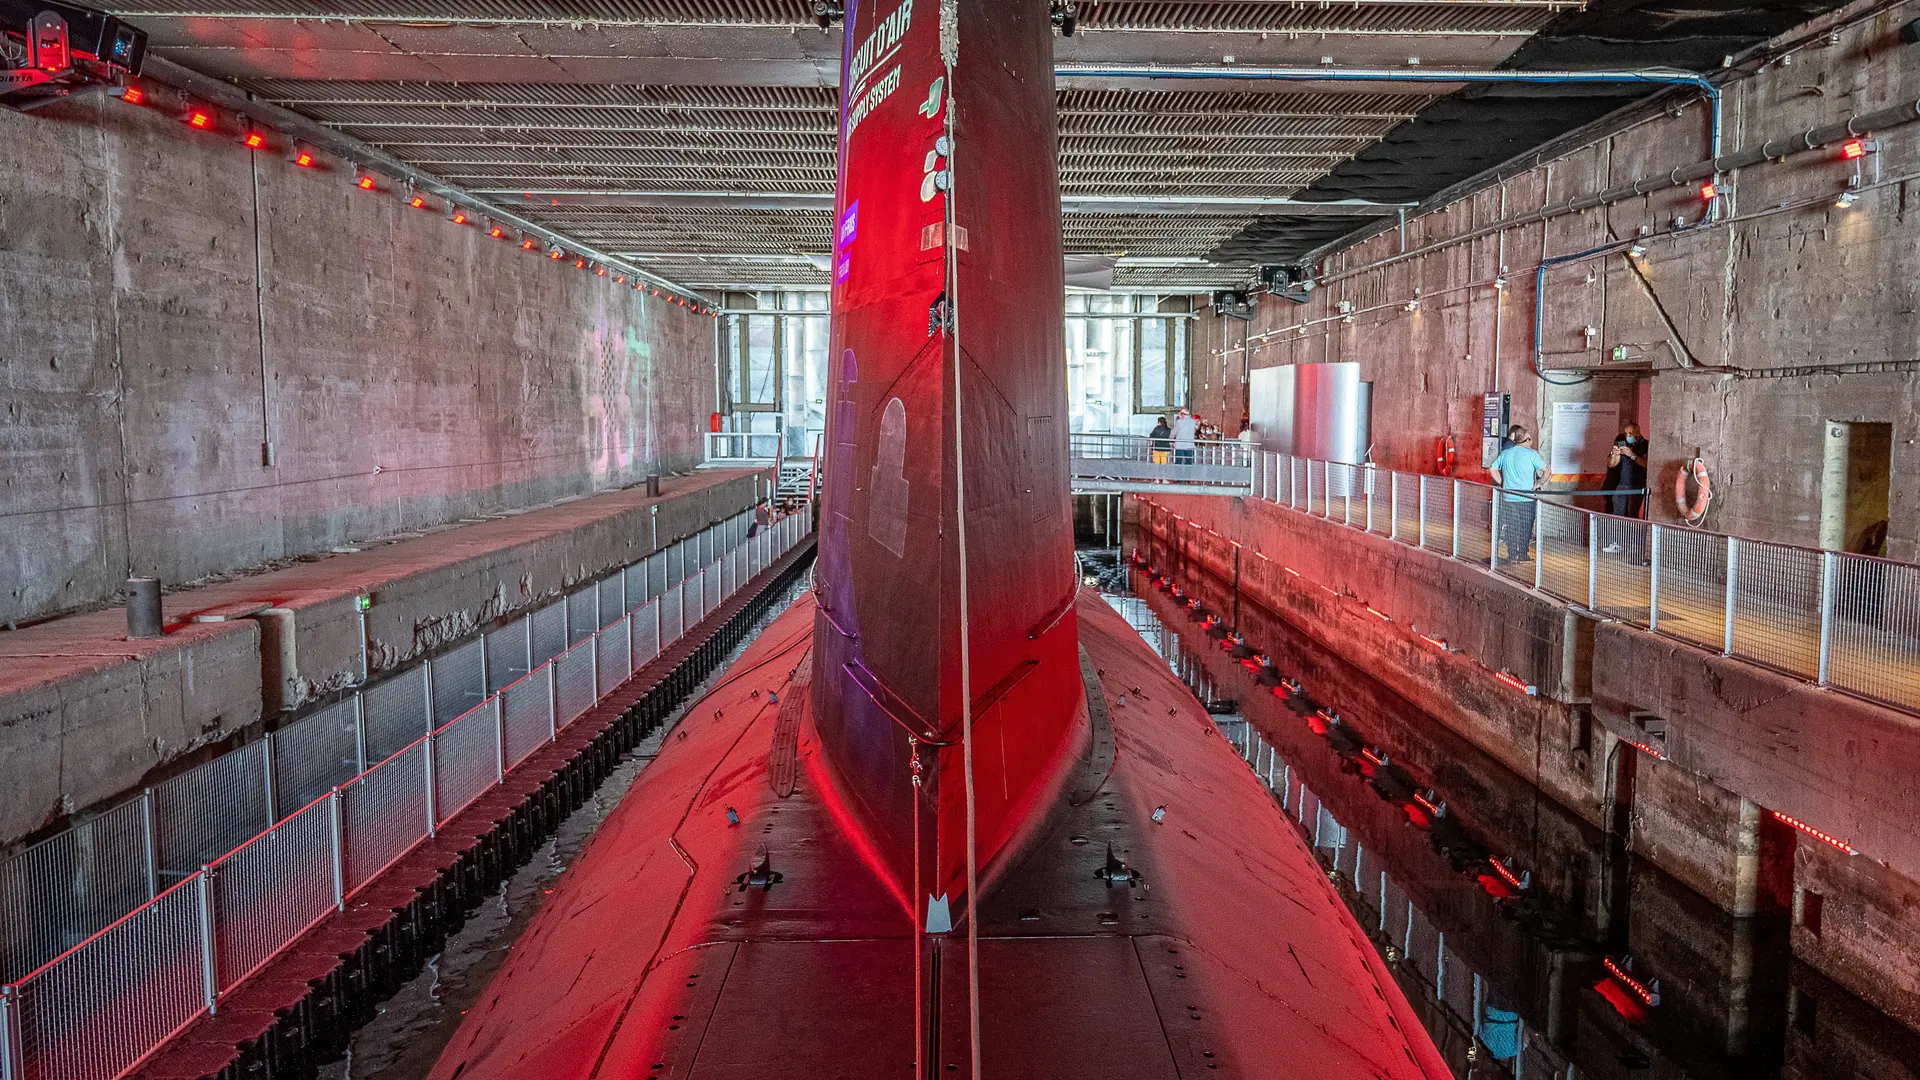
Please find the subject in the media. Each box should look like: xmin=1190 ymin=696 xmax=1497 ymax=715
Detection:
xmin=1674 ymin=458 xmax=1712 ymax=525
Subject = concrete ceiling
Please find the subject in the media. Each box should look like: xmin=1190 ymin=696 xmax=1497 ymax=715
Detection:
xmin=116 ymin=0 xmax=1846 ymax=292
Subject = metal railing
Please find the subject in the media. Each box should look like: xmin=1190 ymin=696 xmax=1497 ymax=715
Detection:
xmin=1245 ymin=453 xmax=1920 ymax=714
xmin=1069 ymin=433 xmax=1253 ymax=492
xmin=0 ymin=510 xmax=811 ymax=1080
xmin=1111 ymin=592 xmax=1569 ymax=1078
xmin=703 ymin=431 xmax=784 ymax=461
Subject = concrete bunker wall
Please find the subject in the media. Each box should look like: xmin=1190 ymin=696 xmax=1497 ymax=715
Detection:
xmin=1 ymin=93 xmax=717 ymax=627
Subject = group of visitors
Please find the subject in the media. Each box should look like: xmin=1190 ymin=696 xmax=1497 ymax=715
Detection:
xmin=1147 ymin=408 xmax=1201 ymax=465
xmin=1490 ymin=421 xmax=1648 ymax=564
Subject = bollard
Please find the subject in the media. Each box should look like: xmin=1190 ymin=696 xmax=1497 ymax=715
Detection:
xmin=126 ymin=577 xmax=163 ymax=638
xmin=645 ymin=474 xmax=662 ymax=498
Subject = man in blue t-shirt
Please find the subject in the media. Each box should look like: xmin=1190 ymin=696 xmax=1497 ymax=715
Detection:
xmin=1490 ymin=425 xmax=1547 ymax=564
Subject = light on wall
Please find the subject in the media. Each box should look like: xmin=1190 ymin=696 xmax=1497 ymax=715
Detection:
xmin=1836 ymin=190 xmax=1857 ymax=208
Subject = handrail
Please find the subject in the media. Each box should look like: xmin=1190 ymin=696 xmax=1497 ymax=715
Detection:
xmin=0 ymin=510 xmax=814 ymax=1080
xmin=1234 ymin=453 xmax=1919 ymax=716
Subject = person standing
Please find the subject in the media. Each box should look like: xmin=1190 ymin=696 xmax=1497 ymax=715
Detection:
xmin=1171 ymin=408 xmax=1199 ymax=465
xmin=1601 ymin=421 xmax=1649 ymax=561
xmin=1148 ymin=415 xmax=1173 ymax=465
xmin=1490 ymin=426 xmax=1547 ymax=564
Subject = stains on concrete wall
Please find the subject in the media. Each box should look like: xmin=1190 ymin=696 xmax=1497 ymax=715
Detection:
xmin=1198 ymin=5 xmax=1920 ymax=560
xmin=0 ymin=96 xmax=717 ymax=626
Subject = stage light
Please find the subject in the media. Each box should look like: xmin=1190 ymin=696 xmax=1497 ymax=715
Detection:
xmin=291 ymin=148 xmax=317 ymax=168
xmin=243 ymin=131 xmax=267 ymax=150
xmin=185 ymin=108 xmax=213 ymax=130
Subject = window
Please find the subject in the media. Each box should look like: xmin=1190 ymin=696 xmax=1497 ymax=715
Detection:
xmin=1064 ymin=293 xmax=1190 ymax=434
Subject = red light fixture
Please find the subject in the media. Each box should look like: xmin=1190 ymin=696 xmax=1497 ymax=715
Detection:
xmin=1602 ymin=958 xmax=1657 ymax=1007
xmin=1698 ymin=181 xmax=1717 ymax=200
xmin=1493 ymin=670 xmax=1535 ymax=695
xmin=120 ymin=86 xmax=144 ymax=105
xmin=243 ymin=131 xmax=267 ymax=150
xmin=1772 ymin=810 xmax=1856 ymax=854
xmin=1487 ymin=857 xmax=1525 ymax=890
xmin=521 ymin=238 xmax=537 ymax=250
xmin=550 ymin=249 xmax=564 ymax=260
xmin=356 ymin=171 xmax=378 ymax=191
xmin=1840 ymin=138 xmax=1868 ymax=160
xmin=186 ymin=109 xmax=213 ymax=130
xmin=489 ymin=225 xmax=506 ymax=239
xmin=614 ymin=274 xmax=626 ymax=284
xmin=574 ymin=258 xmax=588 ymax=269
xmin=595 ymin=266 xmax=607 ymax=277
xmin=450 ymin=209 xmax=469 ymax=225
xmin=293 ymin=150 xmax=317 ymax=168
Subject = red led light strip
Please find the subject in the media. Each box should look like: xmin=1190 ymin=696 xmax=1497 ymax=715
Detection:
xmin=1411 ymin=792 xmax=1442 ymax=816
xmin=1365 ymin=606 xmax=1391 ymax=622
xmin=1418 ymin=634 xmax=1448 ymax=650
xmin=1360 ymin=747 xmax=1386 ymax=766
xmin=1493 ymin=671 xmax=1533 ymax=695
xmin=1603 ymin=958 xmax=1655 ymax=1006
xmin=1622 ymin=738 xmax=1664 ymax=760
xmin=1772 ymin=810 xmax=1856 ymax=854
xmin=1487 ymin=857 xmax=1523 ymax=889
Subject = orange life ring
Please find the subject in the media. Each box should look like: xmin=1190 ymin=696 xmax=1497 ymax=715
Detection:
xmin=1435 ymin=435 xmax=1456 ymax=476
xmin=1674 ymin=458 xmax=1711 ymax=524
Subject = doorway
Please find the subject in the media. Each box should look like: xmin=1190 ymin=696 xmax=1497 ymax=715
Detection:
xmin=1819 ymin=421 xmax=1892 ymax=554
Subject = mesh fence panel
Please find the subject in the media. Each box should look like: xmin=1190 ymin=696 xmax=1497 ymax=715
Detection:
xmin=1655 ymin=527 xmax=1729 ymax=649
xmin=1405 ymin=905 xmax=1440 ymax=983
xmin=531 ymin=601 xmax=567 ymax=666
xmin=555 ymin=645 xmax=597 ymax=729
xmin=502 ymin=666 xmax=554 ymax=769
xmin=668 ymin=541 xmax=686 ymax=586
xmin=1829 ymin=555 xmax=1920 ymax=710
xmin=624 ymin=561 xmax=649 ymax=610
xmin=686 ymin=572 xmax=705 ymax=627
xmin=649 ymin=550 xmax=668 ymax=597
xmin=434 ymin=701 xmax=500 ymax=825
xmin=706 ymin=563 xmax=722 ymax=612
xmin=566 ymin=588 xmax=597 ymax=645
xmin=153 ymin=743 xmax=268 ymax=877
xmin=1420 ymin=474 xmax=1455 ymax=555
xmin=1593 ymin=515 xmax=1653 ymax=623
xmin=271 ymin=699 xmax=360 ymax=820
xmin=662 ymin=583 xmax=685 ymax=644
xmin=1730 ymin=540 xmax=1823 ymax=679
xmin=1391 ymin=472 xmax=1419 ymax=544
xmin=632 ymin=603 xmax=661 ymax=668
xmin=431 ymin=639 xmax=487 ymax=727
xmin=15 ymin=876 xmax=202 ymax=1080
xmin=342 ymin=742 xmax=428 ymax=894
xmin=1307 ymin=459 xmax=1327 ymax=517
xmin=1382 ymin=876 xmax=1410 ymax=944
xmin=1536 ymin=502 xmax=1590 ymax=604
xmin=211 ymin=796 xmax=332 ymax=992
xmin=486 ymin=618 xmax=531 ymax=693
xmin=1457 ymin=483 xmax=1494 ymax=566
xmin=1441 ymin=944 xmax=1476 ymax=1022
xmin=597 ymin=576 xmax=622 ymax=628
xmin=361 ymin=666 xmax=429 ymax=763
xmin=0 ymin=799 xmax=151 ymax=982
xmin=599 ymin=618 xmax=632 ymax=690
xmin=1494 ymin=496 xmax=1538 ymax=586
